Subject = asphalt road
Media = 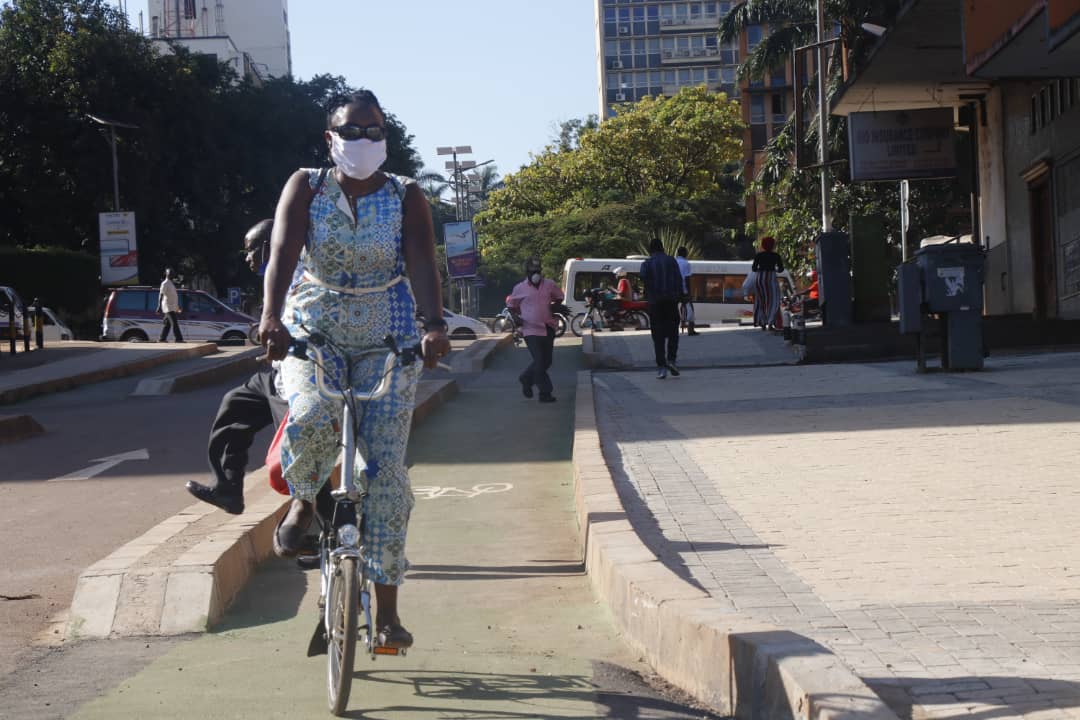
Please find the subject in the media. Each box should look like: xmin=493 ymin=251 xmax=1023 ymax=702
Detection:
xmin=0 ymin=364 xmax=266 ymax=678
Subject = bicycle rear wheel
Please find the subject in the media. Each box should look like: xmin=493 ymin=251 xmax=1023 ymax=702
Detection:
xmin=328 ymin=556 xmax=358 ymax=716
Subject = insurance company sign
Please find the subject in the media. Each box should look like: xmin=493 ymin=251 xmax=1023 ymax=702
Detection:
xmin=848 ymin=108 xmax=957 ymax=182
xmin=98 ymin=212 xmax=140 ymax=285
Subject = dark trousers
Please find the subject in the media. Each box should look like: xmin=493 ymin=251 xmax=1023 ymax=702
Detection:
xmin=520 ymin=326 xmax=555 ymax=396
xmin=160 ymin=311 xmax=184 ymax=342
xmin=207 ymin=367 xmax=287 ymax=493
xmin=648 ymin=299 xmax=680 ymax=367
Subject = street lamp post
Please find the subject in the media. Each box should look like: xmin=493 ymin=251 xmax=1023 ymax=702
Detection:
xmin=87 ymin=113 xmax=139 ymax=212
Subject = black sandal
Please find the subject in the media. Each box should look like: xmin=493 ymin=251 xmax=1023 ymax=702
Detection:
xmin=376 ymin=624 xmax=414 ymax=649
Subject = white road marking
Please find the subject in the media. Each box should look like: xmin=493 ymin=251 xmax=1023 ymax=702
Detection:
xmin=412 ymin=483 xmax=513 ymax=500
xmin=48 ymin=449 xmax=151 ymax=482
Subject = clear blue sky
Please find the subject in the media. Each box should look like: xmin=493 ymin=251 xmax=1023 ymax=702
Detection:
xmin=121 ymin=0 xmax=599 ymax=181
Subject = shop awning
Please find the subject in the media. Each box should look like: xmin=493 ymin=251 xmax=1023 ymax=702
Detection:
xmin=832 ymin=0 xmax=991 ymax=117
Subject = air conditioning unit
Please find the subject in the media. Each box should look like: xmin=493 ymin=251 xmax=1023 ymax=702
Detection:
xmin=615 ymin=93 xmax=627 ymax=101
xmin=619 ymin=25 xmax=630 ymax=34
xmin=612 ymin=59 xmax=624 ymax=69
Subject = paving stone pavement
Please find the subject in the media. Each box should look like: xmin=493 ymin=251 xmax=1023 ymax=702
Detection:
xmin=592 ymin=323 xmax=799 ymax=368
xmin=592 ymin=339 xmax=1080 ymax=720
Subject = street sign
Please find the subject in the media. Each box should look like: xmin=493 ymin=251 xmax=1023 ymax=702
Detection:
xmin=227 ymin=287 xmax=242 ymax=307
xmin=98 ymin=212 xmax=139 ymax=285
xmin=848 ymin=109 xmax=957 ymax=182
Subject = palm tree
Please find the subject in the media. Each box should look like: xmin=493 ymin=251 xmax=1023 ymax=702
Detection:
xmin=417 ymin=171 xmax=450 ymax=203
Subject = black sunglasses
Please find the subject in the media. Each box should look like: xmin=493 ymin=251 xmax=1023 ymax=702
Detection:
xmin=331 ymin=123 xmax=386 ymax=142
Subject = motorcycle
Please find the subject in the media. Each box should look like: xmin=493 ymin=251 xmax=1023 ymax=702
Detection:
xmin=570 ymin=288 xmax=650 ymax=336
xmin=492 ymin=302 xmax=569 ymax=345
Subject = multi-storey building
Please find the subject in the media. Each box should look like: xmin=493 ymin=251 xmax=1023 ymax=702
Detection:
xmin=594 ymin=1 xmax=795 ymax=228
xmin=739 ymin=22 xmax=797 ymax=227
xmin=594 ymin=1 xmax=741 ymax=114
xmin=147 ymin=0 xmax=291 ymax=80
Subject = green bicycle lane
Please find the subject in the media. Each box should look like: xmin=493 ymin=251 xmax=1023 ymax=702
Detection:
xmin=71 ymin=340 xmax=720 ymax=720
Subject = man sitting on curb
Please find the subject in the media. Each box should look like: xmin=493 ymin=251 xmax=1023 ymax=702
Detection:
xmin=186 ymin=220 xmax=330 ymax=517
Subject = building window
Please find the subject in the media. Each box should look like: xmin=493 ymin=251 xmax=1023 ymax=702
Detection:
xmin=151 ymin=15 xmax=159 ymax=36
xmin=771 ymin=93 xmax=787 ymax=125
xmin=771 ymin=66 xmax=787 ymax=86
xmin=750 ymin=94 xmax=766 ymax=124
xmin=747 ymin=24 xmax=764 ymax=52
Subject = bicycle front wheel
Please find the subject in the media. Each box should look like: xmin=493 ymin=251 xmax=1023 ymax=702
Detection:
xmin=327 ymin=556 xmax=358 ymax=716
xmin=570 ymin=313 xmax=587 ymax=336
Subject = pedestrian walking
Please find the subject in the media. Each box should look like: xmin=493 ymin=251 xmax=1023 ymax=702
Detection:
xmin=639 ymin=238 xmax=683 ymax=379
xmin=508 ymin=258 xmax=563 ymax=403
xmin=158 ymin=268 xmax=184 ymax=342
xmin=751 ymin=237 xmax=784 ymax=331
xmin=675 ymin=247 xmax=698 ymax=336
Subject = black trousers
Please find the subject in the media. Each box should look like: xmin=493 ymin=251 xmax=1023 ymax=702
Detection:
xmin=648 ymin=299 xmax=680 ymax=367
xmin=520 ymin=326 xmax=555 ymax=396
xmin=160 ymin=311 xmax=184 ymax=342
xmin=207 ymin=367 xmax=287 ymax=493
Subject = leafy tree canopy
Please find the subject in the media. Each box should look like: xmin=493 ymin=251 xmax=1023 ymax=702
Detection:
xmin=0 ymin=0 xmax=421 ymax=300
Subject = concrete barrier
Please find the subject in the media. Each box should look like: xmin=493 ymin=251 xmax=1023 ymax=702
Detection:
xmin=131 ymin=347 xmax=264 ymax=396
xmin=67 ymin=375 xmax=462 ymax=639
xmin=572 ymin=371 xmax=898 ymax=720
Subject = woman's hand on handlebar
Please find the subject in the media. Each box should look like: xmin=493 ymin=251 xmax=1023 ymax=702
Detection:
xmin=421 ymin=329 xmax=450 ymax=370
xmin=259 ymin=315 xmax=293 ymax=361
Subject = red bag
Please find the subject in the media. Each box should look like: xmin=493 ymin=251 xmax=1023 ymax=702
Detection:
xmin=266 ymin=411 xmax=290 ymax=495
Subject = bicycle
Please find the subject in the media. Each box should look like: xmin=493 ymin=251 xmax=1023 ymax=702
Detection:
xmin=569 ymin=288 xmax=650 ymax=336
xmin=286 ymin=330 xmax=422 ymax=716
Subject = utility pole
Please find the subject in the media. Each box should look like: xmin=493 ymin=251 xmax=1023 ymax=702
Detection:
xmin=87 ymin=114 xmax=139 ymax=212
xmin=816 ymin=0 xmax=831 ymax=232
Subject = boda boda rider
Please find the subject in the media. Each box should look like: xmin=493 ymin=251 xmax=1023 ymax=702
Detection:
xmin=259 ymin=90 xmax=450 ymax=649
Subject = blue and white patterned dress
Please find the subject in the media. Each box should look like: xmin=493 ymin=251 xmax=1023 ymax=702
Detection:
xmin=278 ymin=169 xmax=421 ymax=586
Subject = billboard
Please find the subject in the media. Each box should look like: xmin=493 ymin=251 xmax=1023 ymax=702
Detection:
xmin=444 ymin=221 xmax=478 ymax=279
xmin=98 ymin=212 xmax=139 ymax=285
xmin=848 ymin=109 xmax=957 ymax=182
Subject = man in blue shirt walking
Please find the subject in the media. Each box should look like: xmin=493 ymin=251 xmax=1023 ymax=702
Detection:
xmin=639 ymin=238 xmax=683 ymax=379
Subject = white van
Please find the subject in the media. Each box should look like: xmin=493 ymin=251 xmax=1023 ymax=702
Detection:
xmin=561 ymin=257 xmax=796 ymax=325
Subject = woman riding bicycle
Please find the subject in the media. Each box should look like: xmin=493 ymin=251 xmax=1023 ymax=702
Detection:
xmin=259 ymin=90 xmax=450 ymax=650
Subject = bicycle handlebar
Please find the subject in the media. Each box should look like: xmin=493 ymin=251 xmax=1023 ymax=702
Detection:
xmin=287 ymin=333 xmax=423 ymax=402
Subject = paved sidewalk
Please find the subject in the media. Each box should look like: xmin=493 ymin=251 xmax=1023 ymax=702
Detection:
xmin=594 ymin=347 xmax=1080 ymax=720
xmin=592 ymin=324 xmax=798 ymax=368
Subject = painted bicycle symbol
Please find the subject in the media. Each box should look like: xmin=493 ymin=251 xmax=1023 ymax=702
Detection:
xmin=412 ymin=483 xmax=513 ymax=500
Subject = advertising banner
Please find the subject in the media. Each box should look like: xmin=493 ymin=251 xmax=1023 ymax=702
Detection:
xmin=98 ymin=212 xmax=139 ymax=285
xmin=444 ymin=221 xmax=478 ymax=279
xmin=848 ymin=109 xmax=957 ymax=182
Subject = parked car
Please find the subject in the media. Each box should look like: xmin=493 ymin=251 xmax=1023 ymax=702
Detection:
xmin=40 ymin=307 xmax=74 ymax=341
xmin=443 ymin=308 xmax=490 ymax=341
xmin=101 ymin=286 xmax=256 ymax=344
xmin=0 ymin=285 xmax=27 ymax=338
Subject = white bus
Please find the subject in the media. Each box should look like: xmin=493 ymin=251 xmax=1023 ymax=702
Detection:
xmin=560 ymin=256 xmax=797 ymax=325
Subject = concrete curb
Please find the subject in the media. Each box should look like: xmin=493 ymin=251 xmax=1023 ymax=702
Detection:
xmin=131 ymin=347 xmax=264 ymax=396
xmin=448 ymin=333 xmax=514 ymax=373
xmin=572 ymin=370 xmax=899 ymax=720
xmin=0 ymin=413 xmax=45 ymax=443
xmin=0 ymin=343 xmax=218 ymax=405
xmin=66 ymin=375 xmax=461 ymax=639
xmin=581 ymin=330 xmax=632 ymax=370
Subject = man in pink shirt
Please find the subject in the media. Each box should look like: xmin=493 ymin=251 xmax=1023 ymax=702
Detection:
xmin=507 ymin=258 xmax=564 ymax=403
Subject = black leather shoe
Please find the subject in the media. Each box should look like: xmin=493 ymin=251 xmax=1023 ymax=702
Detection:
xmin=273 ymin=499 xmax=314 ymax=558
xmin=185 ymin=480 xmax=244 ymax=515
xmin=520 ymin=379 xmax=534 ymax=399
xmin=538 ymin=394 xmax=557 ymax=403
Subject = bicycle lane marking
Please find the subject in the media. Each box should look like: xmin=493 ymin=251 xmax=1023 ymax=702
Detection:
xmin=412 ymin=483 xmax=513 ymax=500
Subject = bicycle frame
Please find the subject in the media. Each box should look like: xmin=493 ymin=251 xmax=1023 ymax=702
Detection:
xmin=291 ymin=333 xmax=419 ymax=665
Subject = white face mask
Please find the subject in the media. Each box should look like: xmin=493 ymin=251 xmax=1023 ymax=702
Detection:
xmin=530 ymin=273 xmax=542 ymax=285
xmin=330 ymin=136 xmax=387 ymax=180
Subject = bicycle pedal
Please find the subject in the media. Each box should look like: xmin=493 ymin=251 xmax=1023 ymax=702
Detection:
xmin=373 ymin=646 xmax=402 ymax=657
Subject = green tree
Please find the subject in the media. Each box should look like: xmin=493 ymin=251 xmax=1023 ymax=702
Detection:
xmin=720 ymin=0 xmax=967 ymax=276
